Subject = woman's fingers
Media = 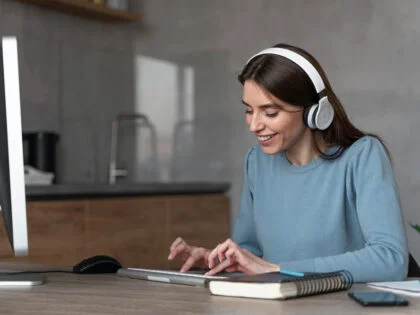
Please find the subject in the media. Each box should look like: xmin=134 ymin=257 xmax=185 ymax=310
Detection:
xmin=224 ymin=247 xmax=237 ymax=264
xmin=218 ymin=246 xmax=226 ymax=266
xmin=168 ymin=238 xmax=188 ymax=260
xmin=168 ymin=244 xmax=185 ymax=260
xmin=179 ymin=247 xmax=208 ymax=272
xmin=207 ymin=244 xmax=221 ymax=268
xmin=205 ymin=258 xmax=233 ymax=276
xmin=170 ymin=237 xmax=184 ymax=251
xmin=169 ymin=237 xmax=246 ymax=273
xmin=208 ymin=239 xmax=236 ymax=268
xmin=180 ymin=255 xmax=199 ymax=273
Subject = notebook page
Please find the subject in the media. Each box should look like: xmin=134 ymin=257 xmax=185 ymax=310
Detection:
xmin=367 ymin=280 xmax=420 ymax=297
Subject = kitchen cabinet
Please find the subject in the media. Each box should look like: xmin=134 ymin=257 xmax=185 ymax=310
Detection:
xmin=0 ymin=194 xmax=230 ymax=269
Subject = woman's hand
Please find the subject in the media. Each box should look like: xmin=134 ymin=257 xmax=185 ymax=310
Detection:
xmin=205 ymin=238 xmax=280 ymax=276
xmin=168 ymin=237 xmax=210 ymax=272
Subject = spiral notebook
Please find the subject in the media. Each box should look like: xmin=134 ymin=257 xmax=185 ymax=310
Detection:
xmin=208 ymin=270 xmax=353 ymax=300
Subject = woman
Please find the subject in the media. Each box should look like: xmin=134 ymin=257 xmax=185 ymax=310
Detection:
xmin=168 ymin=44 xmax=408 ymax=282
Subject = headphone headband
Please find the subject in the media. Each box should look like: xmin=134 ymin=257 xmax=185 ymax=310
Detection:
xmin=246 ymin=47 xmax=334 ymax=130
xmin=247 ymin=48 xmax=326 ymax=94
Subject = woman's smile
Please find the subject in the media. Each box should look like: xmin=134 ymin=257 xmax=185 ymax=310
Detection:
xmin=257 ymin=134 xmax=277 ymax=146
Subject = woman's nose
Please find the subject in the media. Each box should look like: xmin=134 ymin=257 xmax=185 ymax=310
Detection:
xmin=248 ymin=113 xmax=264 ymax=132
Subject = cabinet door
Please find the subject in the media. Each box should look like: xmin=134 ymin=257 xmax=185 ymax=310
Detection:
xmin=0 ymin=211 xmax=16 ymax=258
xmin=86 ymin=196 xmax=167 ymax=269
xmin=167 ymin=194 xmax=230 ymax=269
xmin=0 ymin=200 xmax=88 ymax=265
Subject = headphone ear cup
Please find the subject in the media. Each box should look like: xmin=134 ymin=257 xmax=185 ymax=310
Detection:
xmin=304 ymin=104 xmax=318 ymax=129
xmin=314 ymin=97 xmax=334 ymax=130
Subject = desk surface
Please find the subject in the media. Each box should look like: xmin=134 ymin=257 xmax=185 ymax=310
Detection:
xmin=0 ymin=263 xmax=418 ymax=314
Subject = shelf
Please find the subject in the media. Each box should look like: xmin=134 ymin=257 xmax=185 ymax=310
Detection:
xmin=16 ymin=0 xmax=140 ymax=22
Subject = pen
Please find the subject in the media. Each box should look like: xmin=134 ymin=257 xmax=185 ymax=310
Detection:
xmin=280 ymin=269 xmax=305 ymax=277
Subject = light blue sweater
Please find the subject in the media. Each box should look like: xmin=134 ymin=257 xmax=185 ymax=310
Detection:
xmin=232 ymin=136 xmax=408 ymax=282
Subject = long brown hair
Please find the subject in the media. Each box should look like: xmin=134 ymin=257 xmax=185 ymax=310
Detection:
xmin=238 ymin=43 xmax=388 ymax=159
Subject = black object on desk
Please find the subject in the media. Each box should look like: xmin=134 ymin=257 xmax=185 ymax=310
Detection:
xmin=73 ymin=255 xmax=122 ymax=274
xmin=348 ymin=292 xmax=409 ymax=306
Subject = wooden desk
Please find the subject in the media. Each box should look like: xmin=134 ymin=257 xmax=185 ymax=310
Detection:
xmin=0 ymin=263 xmax=418 ymax=314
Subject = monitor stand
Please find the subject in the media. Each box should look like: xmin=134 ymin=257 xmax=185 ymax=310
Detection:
xmin=0 ymin=273 xmax=45 ymax=286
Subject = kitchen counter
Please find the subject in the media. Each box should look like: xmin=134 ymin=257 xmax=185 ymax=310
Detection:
xmin=25 ymin=182 xmax=230 ymax=200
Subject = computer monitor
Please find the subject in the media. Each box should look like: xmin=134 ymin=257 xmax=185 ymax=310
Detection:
xmin=0 ymin=37 xmax=43 ymax=286
xmin=0 ymin=37 xmax=28 ymax=257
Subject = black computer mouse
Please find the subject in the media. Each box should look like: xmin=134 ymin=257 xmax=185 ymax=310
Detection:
xmin=73 ymin=255 xmax=123 ymax=274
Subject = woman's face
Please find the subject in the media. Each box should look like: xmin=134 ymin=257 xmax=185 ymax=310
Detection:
xmin=242 ymin=80 xmax=308 ymax=155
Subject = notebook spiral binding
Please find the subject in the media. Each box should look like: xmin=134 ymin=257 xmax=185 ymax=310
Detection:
xmin=295 ymin=270 xmax=353 ymax=297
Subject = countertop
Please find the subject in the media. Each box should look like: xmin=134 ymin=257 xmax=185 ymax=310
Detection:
xmin=25 ymin=182 xmax=230 ymax=201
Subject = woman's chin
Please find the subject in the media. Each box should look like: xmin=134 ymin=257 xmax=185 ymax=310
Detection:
xmin=261 ymin=145 xmax=283 ymax=155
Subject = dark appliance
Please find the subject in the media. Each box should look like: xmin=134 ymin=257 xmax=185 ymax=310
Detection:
xmin=23 ymin=131 xmax=59 ymax=181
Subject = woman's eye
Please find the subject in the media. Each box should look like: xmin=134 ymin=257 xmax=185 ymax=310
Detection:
xmin=265 ymin=112 xmax=279 ymax=117
xmin=245 ymin=110 xmax=253 ymax=115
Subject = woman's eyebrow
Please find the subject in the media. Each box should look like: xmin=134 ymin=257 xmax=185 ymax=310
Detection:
xmin=241 ymin=100 xmax=282 ymax=109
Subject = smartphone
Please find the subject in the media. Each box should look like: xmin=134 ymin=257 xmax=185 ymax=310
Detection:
xmin=348 ymin=291 xmax=409 ymax=306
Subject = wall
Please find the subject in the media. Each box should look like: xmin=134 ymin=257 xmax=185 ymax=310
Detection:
xmin=0 ymin=0 xmax=137 ymax=184
xmin=133 ymin=0 xmax=420 ymax=261
xmin=2 ymin=0 xmax=420 ymax=262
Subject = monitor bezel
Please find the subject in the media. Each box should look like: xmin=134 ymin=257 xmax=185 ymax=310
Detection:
xmin=1 ymin=37 xmax=28 ymax=257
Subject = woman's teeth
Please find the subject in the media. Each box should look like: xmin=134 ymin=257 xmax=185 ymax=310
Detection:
xmin=258 ymin=135 xmax=274 ymax=141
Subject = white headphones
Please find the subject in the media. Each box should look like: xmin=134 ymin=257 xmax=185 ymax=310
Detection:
xmin=247 ymin=47 xmax=334 ymax=130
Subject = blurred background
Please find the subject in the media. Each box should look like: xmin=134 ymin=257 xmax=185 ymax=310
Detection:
xmin=2 ymin=0 xmax=420 ymax=263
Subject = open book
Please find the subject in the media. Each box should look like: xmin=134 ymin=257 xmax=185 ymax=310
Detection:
xmin=208 ymin=270 xmax=353 ymax=300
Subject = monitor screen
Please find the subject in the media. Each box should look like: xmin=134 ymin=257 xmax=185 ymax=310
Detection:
xmin=0 ymin=36 xmax=28 ymax=257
